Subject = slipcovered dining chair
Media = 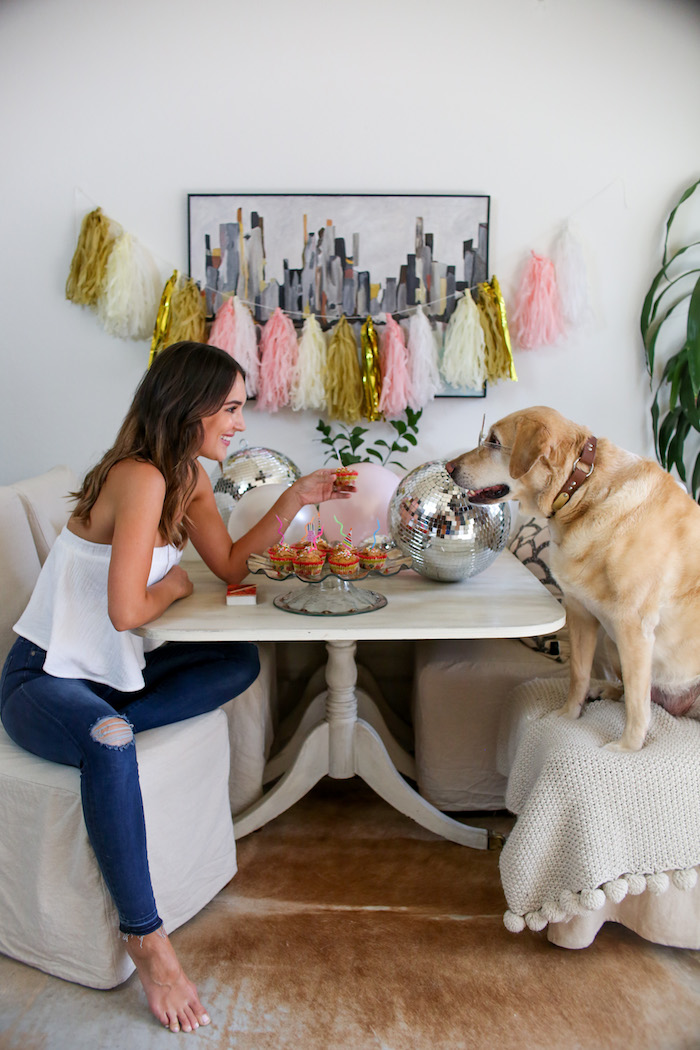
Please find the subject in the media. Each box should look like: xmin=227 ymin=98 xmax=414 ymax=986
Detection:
xmin=0 ymin=467 xmax=276 ymax=987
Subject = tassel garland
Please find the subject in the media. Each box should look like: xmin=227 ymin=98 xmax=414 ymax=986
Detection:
xmin=257 ymin=307 xmax=298 ymax=412
xmin=325 ymin=316 xmax=363 ymax=423
xmin=232 ymin=296 xmax=260 ymax=397
xmin=406 ymin=306 xmax=441 ymax=410
xmin=65 ymin=208 xmax=524 ymax=421
xmin=65 ymin=207 xmax=120 ymax=307
xmin=511 ymin=251 xmax=564 ymax=350
xmin=360 ymin=316 xmax=382 ymax=421
xmin=167 ymin=275 xmax=207 ymax=346
xmin=96 ymin=232 xmax=160 ymax=340
xmin=290 ymin=314 xmax=327 ymax=412
xmin=440 ymin=290 xmax=487 ymax=390
xmin=552 ymin=224 xmax=591 ymax=328
xmin=208 ymin=296 xmax=237 ymax=356
xmin=378 ymin=313 xmax=412 ymax=418
xmin=149 ymin=270 xmax=178 ymax=366
xmin=476 ymin=277 xmax=517 ymax=383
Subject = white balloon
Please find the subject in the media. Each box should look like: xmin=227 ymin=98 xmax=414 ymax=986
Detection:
xmin=226 ymin=482 xmax=316 ymax=543
xmin=318 ymin=462 xmax=400 ymax=544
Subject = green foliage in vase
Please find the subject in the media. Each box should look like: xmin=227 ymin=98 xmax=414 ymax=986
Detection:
xmin=316 ymin=408 xmax=422 ymax=470
xmin=642 ymin=178 xmax=700 ymax=497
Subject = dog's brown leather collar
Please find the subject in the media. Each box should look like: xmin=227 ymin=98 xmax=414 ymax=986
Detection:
xmin=550 ymin=437 xmax=597 ymax=515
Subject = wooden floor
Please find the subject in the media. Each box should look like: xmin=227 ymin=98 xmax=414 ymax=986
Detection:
xmin=2 ymin=777 xmax=700 ymax=1050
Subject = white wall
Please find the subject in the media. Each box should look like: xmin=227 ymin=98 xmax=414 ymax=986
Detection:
xmin=2 ymin=0 xmax=699 ymax=484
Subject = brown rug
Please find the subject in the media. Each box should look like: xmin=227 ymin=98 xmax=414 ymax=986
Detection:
xmin=1 ymin=777 xmax=700 ymax=1049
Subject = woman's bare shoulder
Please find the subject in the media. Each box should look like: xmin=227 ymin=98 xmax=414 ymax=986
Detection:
xmin=108 ymin=458 xmax=166 ymax=495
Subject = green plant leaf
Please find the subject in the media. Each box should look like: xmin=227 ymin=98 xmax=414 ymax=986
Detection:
xmin=669 ymin=354 xmax=685 ymax=410
xmin=669 ymin=416 xmax=690 ymax=483
xmin=651 ymin=395 xmax=660 ymax=456
xmin=658 ymin=406 xmax=682 ymax=467
xmin=404 ymin=433 xmax=418 ymax=446
xmin=392 ymin=420 xmax=407 ymax=435
xmin=641 ymin=268 xmax=668 ymax=368
xmin=679 ymin=364 xmax=700 ymax=430
xmin=663 ymin=178 xmax=700 ymax=266
xmin=644 ymin=287 xmax=696 ymax=382
xmin=647 ymin=268 xmax=700 ymax=332
xmin=692 ymin=449 xmax=700 ymax=501
xmin=687 ymin=274 xmax=700 ymax=396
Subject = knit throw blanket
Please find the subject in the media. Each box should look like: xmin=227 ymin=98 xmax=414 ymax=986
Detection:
xmin=498 ymin=678 xmax=700 ymax=933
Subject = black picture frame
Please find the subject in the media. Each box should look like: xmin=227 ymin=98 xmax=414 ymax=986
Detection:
xmin=188 ymin=192 xmax=490 ymax=398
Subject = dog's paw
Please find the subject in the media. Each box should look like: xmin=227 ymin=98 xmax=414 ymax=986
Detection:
xmin=602 ymin=738 xmax=642 ymax=754
xmin=588 ymin=682 xmax=624 ymax=702
xmin=556 ymin=703 xmax=582 ymax=721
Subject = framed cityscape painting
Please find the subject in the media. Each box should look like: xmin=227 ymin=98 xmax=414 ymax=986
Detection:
xmin=187 ymin=192 xmax=490 ymax=397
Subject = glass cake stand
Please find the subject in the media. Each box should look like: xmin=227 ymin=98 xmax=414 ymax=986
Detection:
xmin=246 ymin=548 xmax=413 ymax=616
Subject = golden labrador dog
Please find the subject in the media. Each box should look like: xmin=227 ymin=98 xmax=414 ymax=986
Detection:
xmin=446 ymin=406 xmax=700 ymax=752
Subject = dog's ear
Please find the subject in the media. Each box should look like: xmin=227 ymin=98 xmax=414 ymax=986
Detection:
xmin=509 ymin=419 xmax=552 ymax=479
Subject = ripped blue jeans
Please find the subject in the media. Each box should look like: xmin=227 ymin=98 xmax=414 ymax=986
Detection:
xmin=0 ymin=635 xmax=260 ymax=937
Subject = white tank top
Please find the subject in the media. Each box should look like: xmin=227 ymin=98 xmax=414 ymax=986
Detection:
xmin=14 ymin=526 xmax=183 ymax=692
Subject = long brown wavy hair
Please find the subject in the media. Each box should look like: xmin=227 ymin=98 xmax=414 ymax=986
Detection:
xmin=72 ymin=342 xmax=245 ymax=546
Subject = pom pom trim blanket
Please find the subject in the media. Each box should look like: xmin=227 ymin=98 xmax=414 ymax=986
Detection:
xmin=498 ymin=678 xmax=700 ymax=935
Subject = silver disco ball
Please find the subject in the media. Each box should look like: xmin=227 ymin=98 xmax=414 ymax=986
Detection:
xmin=388 ymin=460 xmax=511 ymax=582
xmin=214 ymin=445 xmax=301 ymax=502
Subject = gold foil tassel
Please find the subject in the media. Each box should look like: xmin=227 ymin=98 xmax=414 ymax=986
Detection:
xmin=325 ymin=316 xmax=363 ymax=422
xmin=476 ymin=276 xmax=517 ymax=383
xmin=149 ymin=270 xmax=178 ymax=367
xmin=360 ymin=316 xmax=382 ymax=421
xmin=167 ymin=275 xmax=207 ymax=346
xmin=65 ymin=207 xmax=120 ymax=306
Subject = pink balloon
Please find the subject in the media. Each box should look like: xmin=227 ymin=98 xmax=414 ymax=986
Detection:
xmin=318 ymin=462 xmax=400 ymax=544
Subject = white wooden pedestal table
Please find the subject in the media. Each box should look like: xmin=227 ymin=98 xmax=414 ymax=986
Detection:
xmin=137 ymin=551 xmax=564 ymax=850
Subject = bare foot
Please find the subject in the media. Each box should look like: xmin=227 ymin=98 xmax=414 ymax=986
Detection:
xmin=124 ymin=927 xmax=211 ymax=1033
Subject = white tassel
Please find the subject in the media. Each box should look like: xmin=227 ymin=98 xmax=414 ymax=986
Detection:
xmin=440 ymin=291 xmax=486 ymax=390
xmin=552 ymin=223 xmax=591 ymax=329
xmin=96 ymin=232 xmax=160 ymax=340
xmin=290 ymin=314 xmax=327 ymax=411
xmin=406 ymin=307 xmax=441 ymax=409
xmin=232 ymin=296 xmax=260 ymax=397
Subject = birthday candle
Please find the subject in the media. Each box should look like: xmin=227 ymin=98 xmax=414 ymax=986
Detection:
xmin=275 ymin=515 xmax=286 ymax=539
xmin=371 ymin=518 xmax=381 ymax=546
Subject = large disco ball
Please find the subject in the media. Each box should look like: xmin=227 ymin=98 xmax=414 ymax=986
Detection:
xmin=213 ymin=445 xmax=301 ymax=526
xmin=388 ymin=460 xmax=511 ymax=582
xmin=214 ymin=445 xmax=301 ymax=501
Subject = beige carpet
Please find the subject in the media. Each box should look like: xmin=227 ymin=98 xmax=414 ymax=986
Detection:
xmin=1 ymin=777 xmax=700 ymax=1049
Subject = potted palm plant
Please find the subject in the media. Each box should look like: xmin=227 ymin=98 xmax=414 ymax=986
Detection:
xmin=641 ymin=178 xmax=700 ymax=496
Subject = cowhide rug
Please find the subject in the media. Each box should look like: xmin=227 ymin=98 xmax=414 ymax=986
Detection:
xmin=1 ymin=779 xmax=700 ymax=1049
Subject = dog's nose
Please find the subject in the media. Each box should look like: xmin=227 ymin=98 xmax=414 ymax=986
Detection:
xmin=445 ymin=461 xmax=454 ymax=474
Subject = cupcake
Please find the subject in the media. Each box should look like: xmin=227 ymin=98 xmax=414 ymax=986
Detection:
xmin=333 ymin=466 xmax=358 ymax=491
xmin=358 ymin=545 xmax=387 ymax=572
xmin=327 ymin=547 xmax=360 ymax=577
xmin=292 ymin=547 xmax=324 ymax=579
xmin=268 ymin=543 xmax=294 ymax=574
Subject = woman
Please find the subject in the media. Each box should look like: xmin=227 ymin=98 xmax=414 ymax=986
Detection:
xmin=0 ymin=341 xmax=351 ymax=1033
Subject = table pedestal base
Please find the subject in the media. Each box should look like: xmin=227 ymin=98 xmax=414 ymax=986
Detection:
xmin=233 ymin=639 xmax=490 ymax=850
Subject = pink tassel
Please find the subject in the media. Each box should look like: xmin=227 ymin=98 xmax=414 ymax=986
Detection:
xmin=378 ymin=313 xmax=412 ymax=417
xmin=208 ymin=297 xmax=236 ymax=355
xmin=257 ymin=307 xmax=299 ymax=412
xmin=511 ymin=251 xmax=564 ymax=350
